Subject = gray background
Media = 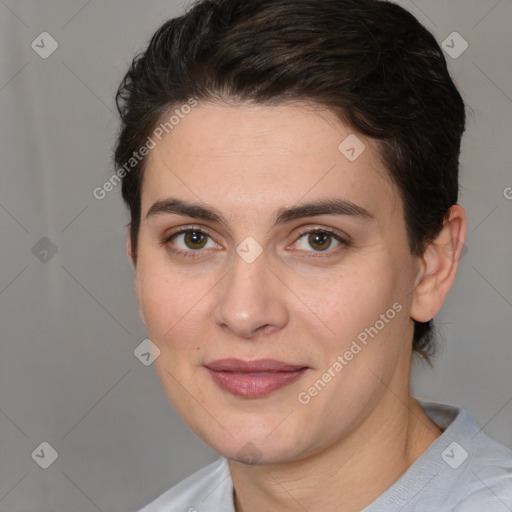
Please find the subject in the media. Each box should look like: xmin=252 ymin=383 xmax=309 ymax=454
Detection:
xmin=0 ymin=0 xmax=511 ymax=510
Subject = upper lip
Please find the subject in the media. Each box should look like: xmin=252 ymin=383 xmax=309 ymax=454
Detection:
xmin=205 ymin=358 xmax=307 ymax=373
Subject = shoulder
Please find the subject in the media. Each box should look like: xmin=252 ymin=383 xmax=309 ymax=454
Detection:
xmin=449 ymin=442 xmax=512 ymax=510
xmin=138 ymin=457 xmax=234 ymax=512
xmin=365 ymin=402 xmax=512 ymax=511
xmin=424 ymin=401 xmax=512 ymax=510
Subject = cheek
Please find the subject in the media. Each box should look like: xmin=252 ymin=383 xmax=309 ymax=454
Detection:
xmin=137 ymin=267 xmax=184 ymax=341
xmin=309 ymin=266 xmax=412 ymax=393
xmin=137 ymin=261 xmax=217 ymax=354
xmin=138 ymin=270 xmax=206 ymax=399
xmin=315 ymin=261 xmax=401 ymax=336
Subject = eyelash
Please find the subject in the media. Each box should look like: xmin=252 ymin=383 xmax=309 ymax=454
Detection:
xmin=160 ymin=225 xmax=349 ymax=260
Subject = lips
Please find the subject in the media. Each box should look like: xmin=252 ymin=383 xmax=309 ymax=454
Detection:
xmin=205 ymin=358 xmax=306 ymax=373
xmin=205 ymin=358 xmax=309 ymax=398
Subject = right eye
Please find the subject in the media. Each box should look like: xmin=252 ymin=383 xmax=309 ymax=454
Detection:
xmin=161 ymin=227 xmax=222 ymax=259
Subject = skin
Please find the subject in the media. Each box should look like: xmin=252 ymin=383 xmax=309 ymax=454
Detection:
xmin=127 ymin=101 xmax=466 ymax=511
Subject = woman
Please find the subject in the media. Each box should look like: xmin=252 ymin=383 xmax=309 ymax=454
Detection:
xmin=114 ymin=0 xmax=512 ymax=510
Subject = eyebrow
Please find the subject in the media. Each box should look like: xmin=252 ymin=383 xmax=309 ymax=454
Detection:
xmin=145 ymin=197 xmax=374 ymax=226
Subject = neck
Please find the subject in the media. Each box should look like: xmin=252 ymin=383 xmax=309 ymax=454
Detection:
xmin=229 ymin=393 xmax=442 ymax=512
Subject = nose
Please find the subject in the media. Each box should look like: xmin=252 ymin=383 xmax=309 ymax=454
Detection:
xmin=212 ymin=250 xmax=289 ymax=339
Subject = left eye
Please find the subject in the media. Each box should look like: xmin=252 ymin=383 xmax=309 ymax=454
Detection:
xmin=294 ymin=230 xmax=345 ymax=252
xmin=171 ymin=230 xmax=218 ymax=251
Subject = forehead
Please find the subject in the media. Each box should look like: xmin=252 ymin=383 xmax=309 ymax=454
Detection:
xmin=141 ymin=102 xmax=400 ymax=222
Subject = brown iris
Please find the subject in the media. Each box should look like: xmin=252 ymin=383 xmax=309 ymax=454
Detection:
xmin=184 ymin=231 xmax=208 ymax=250
xmin=308 ymin=232 xmax=332 ymax=251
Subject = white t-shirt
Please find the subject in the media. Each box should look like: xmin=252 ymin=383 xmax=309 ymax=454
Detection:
xmin=139 ymin=401 xmax=512 ymax=511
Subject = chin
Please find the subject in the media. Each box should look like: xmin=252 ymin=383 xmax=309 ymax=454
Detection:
xmin=193 ymin=416 xmax=309 ymax=466
xmin=220 ymin=441 xmax=301 ymax=467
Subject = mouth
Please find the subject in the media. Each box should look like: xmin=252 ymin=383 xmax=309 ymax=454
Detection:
xmin=204 ymin=358 xmax=309 ymax=398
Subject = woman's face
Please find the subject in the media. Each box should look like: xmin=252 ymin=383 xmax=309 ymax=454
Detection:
xmin=131 ymin=101 xmax=422 ymax=464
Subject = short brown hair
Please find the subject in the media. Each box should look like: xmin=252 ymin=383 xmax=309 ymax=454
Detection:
xmin=114 ymin=0 xmax=466 ymax=361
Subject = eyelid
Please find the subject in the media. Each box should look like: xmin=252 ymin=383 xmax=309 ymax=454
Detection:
xmin=161 ymin=224 xmax=215 ymax=242
xmin=292 ymin=225 xmax=350 ymax=243
xmin=288 ymin=226 xmax=350 ymax=255
xmin=160 ymin=225 xmax=220 ymax=260
xmin=160 ymin=223 xmax=350 ymax=258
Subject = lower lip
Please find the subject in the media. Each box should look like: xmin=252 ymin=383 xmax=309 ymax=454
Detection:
xmin=206 ymin=368 xmax=308 ymax=398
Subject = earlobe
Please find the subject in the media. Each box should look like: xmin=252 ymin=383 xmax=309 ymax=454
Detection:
xmin=410 ymin=205 xmax=467 ymax=323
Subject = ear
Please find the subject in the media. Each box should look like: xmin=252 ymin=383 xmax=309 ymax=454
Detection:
xmin=126 ymin=234 xmax=146 ymax=325
xmin=410 ymin=205 xmax=467 ymax=323
xmin=126 ymin=233 xmax=136 ymax=271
